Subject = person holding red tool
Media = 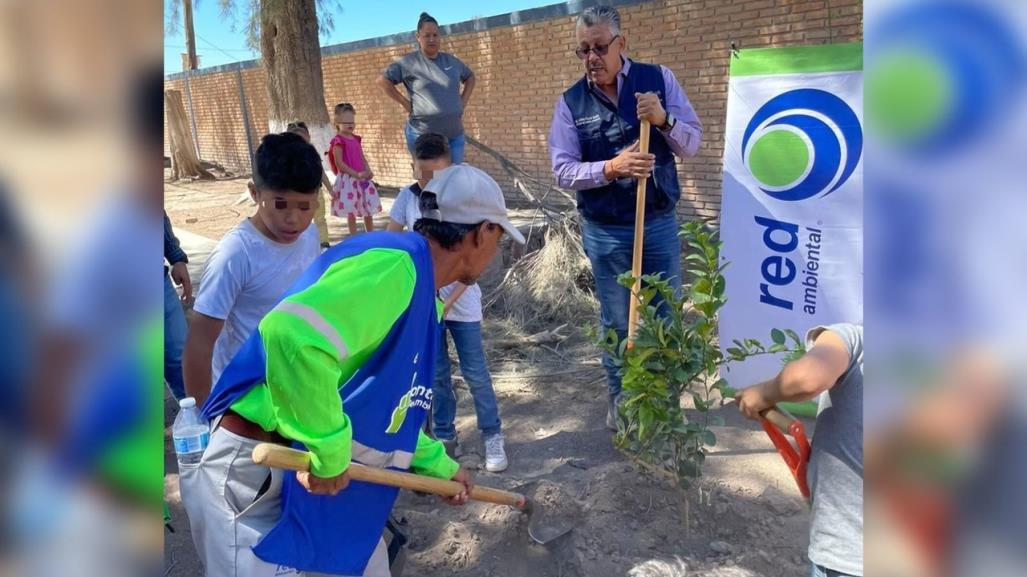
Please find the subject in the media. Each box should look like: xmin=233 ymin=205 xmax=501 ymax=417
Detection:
xmin=737 ymin=323 xmax=863 ymax=577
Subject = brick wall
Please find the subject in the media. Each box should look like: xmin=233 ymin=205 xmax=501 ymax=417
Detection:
xmin=164 ymin=0 xmax=862 ymax=221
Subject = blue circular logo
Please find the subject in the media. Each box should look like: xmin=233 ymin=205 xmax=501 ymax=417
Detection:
xmin=742 ymin=89 xmax=863 ymax=202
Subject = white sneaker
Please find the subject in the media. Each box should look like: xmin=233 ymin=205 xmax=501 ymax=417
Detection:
xmin=484 ymin=434 xmax=508 ymax=472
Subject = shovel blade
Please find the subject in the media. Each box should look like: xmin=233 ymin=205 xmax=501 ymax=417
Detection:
xmin=528 ymin=515 xmax=576 ymax=545
xmin=515 ymin=480 xmax=583 ymax=545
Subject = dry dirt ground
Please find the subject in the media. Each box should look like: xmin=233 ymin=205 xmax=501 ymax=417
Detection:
xmin=164 ymin=175 xmax=811 ymax=577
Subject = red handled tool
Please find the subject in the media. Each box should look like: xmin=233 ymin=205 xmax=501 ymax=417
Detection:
xmin=761 ymin=406 xmax=811 ymax=500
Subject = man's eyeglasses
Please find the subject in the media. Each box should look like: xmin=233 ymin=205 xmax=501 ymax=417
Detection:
xmin=575 ymin=35 xmax=620 ymax=59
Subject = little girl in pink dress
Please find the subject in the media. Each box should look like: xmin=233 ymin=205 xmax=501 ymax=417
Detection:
xmin=327 ymin=103 xmax=381 ymax=235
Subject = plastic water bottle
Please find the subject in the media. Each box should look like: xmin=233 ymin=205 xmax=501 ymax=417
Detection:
xmin=173 ymin=397 xmax=209 ymax=466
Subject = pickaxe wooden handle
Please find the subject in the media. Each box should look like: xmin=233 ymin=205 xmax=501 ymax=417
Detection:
xmin=251 ymin=443 xmax=527 ymax=509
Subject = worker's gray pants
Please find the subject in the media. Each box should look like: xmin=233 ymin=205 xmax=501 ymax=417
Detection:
xmin=180 ymin=426 xmax=390 ymax=577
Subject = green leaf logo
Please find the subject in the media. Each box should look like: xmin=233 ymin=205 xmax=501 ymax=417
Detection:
xmin=385 ymin=390 xmax=412 ymax=434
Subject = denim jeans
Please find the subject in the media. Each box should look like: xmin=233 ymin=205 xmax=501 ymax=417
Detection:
xmin=580 ymin=213 xmax=682 ymax=399
xmin=404 ymin=122 xmax=465 ymax=165
xmin=164 ymin=274 xmax=188 ymax=399
xmin=811 ymin=564 xmax=859 ymax=577
xmin=432 ymin=320 xmax=501 ymax=440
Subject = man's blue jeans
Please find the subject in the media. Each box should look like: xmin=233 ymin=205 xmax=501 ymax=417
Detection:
xmin=404 ymin=122 xmax=465 ymax=165
xmin=581 ymin=213 xmax=682 ymax=400
xmin=432 ymin=320 xmax=501 ymax=441
xmin=164 ymin=274 xmax=188 ymax=399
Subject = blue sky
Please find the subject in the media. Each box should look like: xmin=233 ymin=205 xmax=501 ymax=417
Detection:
xmin=164 ymin=0 xmax=560 ymax=73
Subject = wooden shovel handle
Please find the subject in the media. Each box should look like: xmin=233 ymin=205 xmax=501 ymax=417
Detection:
xmin=761 ymin=406 xmax=798 ymax=435
xmin=720 ymin=385 xmax=801 ymax=438
xmin=252 ymin=443 xmax=527 ymax=509
xmin=627 ymin=119 xmax=652 ymax=346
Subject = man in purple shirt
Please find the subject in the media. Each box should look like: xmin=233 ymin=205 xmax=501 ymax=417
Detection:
xmin=548 ymin=5 xmax=703 ymax=430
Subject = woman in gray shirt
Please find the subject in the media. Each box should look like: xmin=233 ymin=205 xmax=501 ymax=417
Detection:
xmin=376 ymin=12 xmax=476 ymax=164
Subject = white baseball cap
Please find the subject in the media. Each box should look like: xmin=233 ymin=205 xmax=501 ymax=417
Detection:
xmin=423 ymin=165 xmax=526 ymax=244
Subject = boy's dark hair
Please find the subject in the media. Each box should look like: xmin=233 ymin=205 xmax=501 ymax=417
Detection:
xmin=413 ymin=132 xmax=450 ymax=161
xmin=252 ymin=132 xmax=322 ymax=194
xmin=417 ymin=12 xmax=439 ymax=31
xmin=334 ymin=103 xmax=356 ymax=115
xmin=286 ymin=120 xmax=309 ymax=135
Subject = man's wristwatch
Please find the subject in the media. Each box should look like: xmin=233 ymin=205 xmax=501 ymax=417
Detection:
xmin=658 ymin=114 xmax=676 ymax=132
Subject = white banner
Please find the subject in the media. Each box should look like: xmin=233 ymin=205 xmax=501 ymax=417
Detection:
xmin=719 ymin=44 xmax=863 ymax=386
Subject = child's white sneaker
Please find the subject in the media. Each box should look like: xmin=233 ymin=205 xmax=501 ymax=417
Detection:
xmin=483 ymin=434 xmax=508 ymax=473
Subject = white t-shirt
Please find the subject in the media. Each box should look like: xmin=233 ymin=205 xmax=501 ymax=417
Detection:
xmin=389 ymin=184 xmax=483 ymax=323
xmin=193 ymin=218 xmax=319 ymax=386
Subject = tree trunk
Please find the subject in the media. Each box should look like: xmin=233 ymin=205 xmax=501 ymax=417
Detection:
xmin=183 ymin=0 xmax=198 ymax=70
xmin=164 ymin=89 xmax=213 ymax=180
xmin=259 ymin=0 xmax=334 ymax=176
